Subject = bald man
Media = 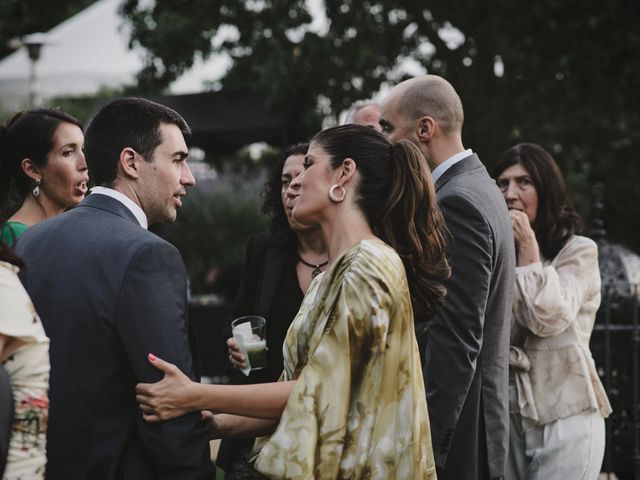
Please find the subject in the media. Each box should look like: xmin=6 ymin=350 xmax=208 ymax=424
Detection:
xmin=346 ymin=100 xmax=383 ymax=132
xmin=380 ymin=75 xmax=515 ymax=480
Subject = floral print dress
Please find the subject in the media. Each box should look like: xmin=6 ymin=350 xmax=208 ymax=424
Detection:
xmin=251 ymin=240 xmax=436 ymax=479
xmin=0 ymin=261 xmax=50 ymax=479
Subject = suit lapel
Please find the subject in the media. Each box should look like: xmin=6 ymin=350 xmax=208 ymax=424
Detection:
xmin=79 ymin=193 xmax=141 ymax=226
xmin=434 ymin=153 xmax=483 ymax=192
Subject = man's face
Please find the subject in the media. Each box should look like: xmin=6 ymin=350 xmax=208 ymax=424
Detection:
xmin=137 ymin=123 xmax=195 ymax=225
xmin=352 ymin=105 xmax=382 ymax=132
xmin=379 ymin=91 xmax=416 ymax=144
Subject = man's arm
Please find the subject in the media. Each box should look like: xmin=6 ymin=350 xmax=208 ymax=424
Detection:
xmin=116 ymin=240 xmax=214 ymax=479
xmin=424 ymin=193 xmax=493 ymax=467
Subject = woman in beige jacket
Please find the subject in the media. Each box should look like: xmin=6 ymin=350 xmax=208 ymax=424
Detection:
xmin=493 ymin=143 xmax=611 ymax=480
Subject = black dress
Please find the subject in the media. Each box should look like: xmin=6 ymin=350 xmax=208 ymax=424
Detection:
xmin=217 ymin=232 xmax=303 ymax=478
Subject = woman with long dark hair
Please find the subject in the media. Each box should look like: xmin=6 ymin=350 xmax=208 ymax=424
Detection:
xmin=0 ymin=108 xmax=87 ymax=244
xmin=136 ymin=125 xmax=450 ymax=478
xmin=218 ymin=143 xmax=328 ymax=478
xmin=493 ymin=143 xmax=611 ymax=480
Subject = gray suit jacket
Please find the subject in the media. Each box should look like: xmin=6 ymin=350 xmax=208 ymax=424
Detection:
xmin=424 ymin=154 xmax=515 ymax=480
xmin=15 ymin=194 xmax=214 ymax=480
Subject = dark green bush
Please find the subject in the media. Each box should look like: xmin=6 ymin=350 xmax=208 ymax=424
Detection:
xmin=155 ymin=177 xmax=268 ymax=296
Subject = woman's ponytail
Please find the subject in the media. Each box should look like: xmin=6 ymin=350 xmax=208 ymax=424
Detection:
xmin=310 ymin=124 xmax=450 ymax=319
xmin=377 ymin=140 xmax=450 ymax=320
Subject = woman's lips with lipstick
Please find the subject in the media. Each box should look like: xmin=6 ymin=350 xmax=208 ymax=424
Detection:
xmin=76 ymin=180 xmax=88 ymax=195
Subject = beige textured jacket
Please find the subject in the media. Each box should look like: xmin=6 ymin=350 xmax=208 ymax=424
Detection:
xmin=509 ymin=235 xmax=612 ymax=431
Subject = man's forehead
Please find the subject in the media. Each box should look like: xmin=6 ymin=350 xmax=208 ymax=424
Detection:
xmin=356 ymin=104 xmax=379 ymax=115
xmin=158 ymin=123 xmax=187 ymax=144
xmin=354 ymin=107 xmax=379 ymax=121
xmin=380 ymin=94 xmax=401 ymax=122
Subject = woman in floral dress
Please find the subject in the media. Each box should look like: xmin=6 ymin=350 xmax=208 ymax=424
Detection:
xmin=0 ymin=232 xmax=49 ymax=479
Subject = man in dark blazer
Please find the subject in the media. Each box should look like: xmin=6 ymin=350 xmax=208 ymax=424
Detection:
xmin=15 ymin=98 xmax=215 ymax=479
xmin=380 ymin=75 xmax=515 ymax=480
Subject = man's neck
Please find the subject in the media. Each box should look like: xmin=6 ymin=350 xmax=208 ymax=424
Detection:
xmin=428 ymin=141 xmax=466 ymax=170
xmin=92 ymin=185 xmax=149 ymax=229
xmin=105 ymin=182 xmax=142 ymax=208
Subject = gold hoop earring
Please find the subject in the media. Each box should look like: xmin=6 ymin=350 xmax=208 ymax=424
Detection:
xmin=329 ymin=184 xmax=346 ymax=203
xmin=32 ymin=178 xmax=41 ymax=198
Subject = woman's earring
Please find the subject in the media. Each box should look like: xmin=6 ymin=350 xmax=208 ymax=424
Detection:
xmin=32 ymin=178 xmax=41 ymax=198
xmin=329 ymin=184 xmax=346 ymax=203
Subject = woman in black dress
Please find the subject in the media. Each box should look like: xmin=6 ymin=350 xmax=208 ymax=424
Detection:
xmin=217 ymin=143 xmax=327 ymax=478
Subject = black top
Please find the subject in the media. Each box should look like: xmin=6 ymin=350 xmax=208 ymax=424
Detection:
xmin=258 ymin=254 xmax=303 ymax=382
xmin=218 ymin=232 xmax=304 ymax=473
xmin=225 ymin=232 xmax=303 ymax=384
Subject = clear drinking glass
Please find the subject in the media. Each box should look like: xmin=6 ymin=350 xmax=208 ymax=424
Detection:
xmin=231 ymin=315 xmax=267 ymax=371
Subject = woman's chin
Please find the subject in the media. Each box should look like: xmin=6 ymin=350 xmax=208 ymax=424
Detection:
xmin=65 ymin=194 xmax=86 ymax=208
xmin=291 ymin=223 xmax=318 ymax=234
xmin=289 ymin=217 xmax=309 ymax=231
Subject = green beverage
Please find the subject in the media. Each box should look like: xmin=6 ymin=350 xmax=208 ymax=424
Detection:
xmin=244 ymin=338 xmax=267 ymax=370
xmin=231 ymin=315 xmax=267 ymax=373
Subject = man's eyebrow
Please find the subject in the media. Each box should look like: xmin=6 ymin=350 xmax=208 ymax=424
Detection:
xmin=173 ymin=151 xmax=189 ymax=160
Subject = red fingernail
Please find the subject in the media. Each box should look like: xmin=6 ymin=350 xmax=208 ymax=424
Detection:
xmin=148 ymin=353 xmax=157 ymax=361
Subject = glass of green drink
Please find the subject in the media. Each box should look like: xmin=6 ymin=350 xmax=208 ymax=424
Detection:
xmin=231 ymin=315 xmax=267 ymax=371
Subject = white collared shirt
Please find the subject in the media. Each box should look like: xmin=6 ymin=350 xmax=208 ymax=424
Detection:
xmin=431 ymin=148 xmax=473 ymax=184
xmin=90 ymin=186 xmax=149 ymax=229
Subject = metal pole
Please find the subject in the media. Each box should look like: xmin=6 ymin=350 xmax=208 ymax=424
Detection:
xmin=24 ymin=36 xmax=44 ymax=108
xmin=27 ymin=59 xmax=36 ymax=108
xmin=603 ymin=290 xmax=613 ymax=474
xmin=632 ymin=284 xmax=640 ymax=480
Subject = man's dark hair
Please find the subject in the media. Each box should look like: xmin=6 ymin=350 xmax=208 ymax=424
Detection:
xmin=84 ymin=98 xmax=191 ymax=186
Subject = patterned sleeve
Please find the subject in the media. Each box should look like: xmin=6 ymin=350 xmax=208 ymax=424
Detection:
xmin=513 ymin=236 xmax=601 ymax=337
xmin=0 ymin=263 xmax=45 ymax=343
xmin=253 ymin=241 xmax=435 ymax=479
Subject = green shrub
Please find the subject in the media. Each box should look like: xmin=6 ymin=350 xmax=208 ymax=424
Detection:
xmin=155 ymin=176 xmax=268 ymax=296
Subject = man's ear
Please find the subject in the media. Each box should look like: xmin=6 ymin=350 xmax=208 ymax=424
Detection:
xmin=337 ymin=158 xmax=357 ymax=185
xmin=20 ymin=158 xmax=41 ymax=182
xmin=118 ymin=147 xmax=141 ymax=179
xmin=416 ymin=116 xmax=436 ymax=142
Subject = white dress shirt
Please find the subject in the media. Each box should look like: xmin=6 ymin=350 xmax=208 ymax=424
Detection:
xmin=90 ymin=186 xmax=148 ymax=229
xmin=431 ymin=148 xmax=473 ymax=184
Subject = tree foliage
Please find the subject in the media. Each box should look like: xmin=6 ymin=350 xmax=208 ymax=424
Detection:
xmin=122 ymin=0 xmax=639 ymax=248
xmin=0 ymin=0 xmax=95 ymax=60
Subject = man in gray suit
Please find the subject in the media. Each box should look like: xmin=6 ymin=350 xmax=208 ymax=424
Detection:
xmin=16 ymin=98 xmax=215 ymax=479
xmin=380 ymin=75 xmax=515 ymax=480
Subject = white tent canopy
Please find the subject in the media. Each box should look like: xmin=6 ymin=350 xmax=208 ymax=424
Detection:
xmin=0 ymin=0 xmax=229 ymax=112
